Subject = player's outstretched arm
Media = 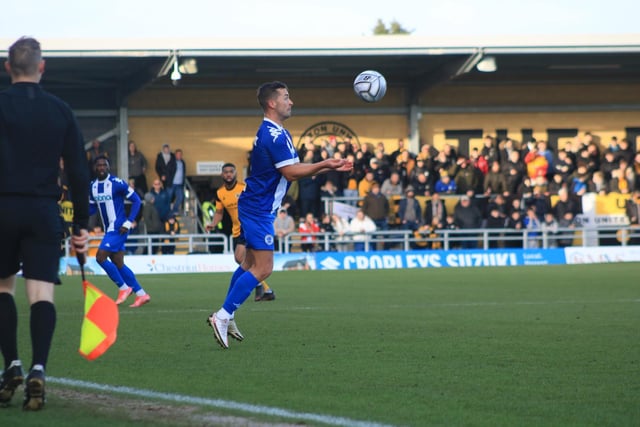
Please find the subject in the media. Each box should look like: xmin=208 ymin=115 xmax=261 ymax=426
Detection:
xmin=280 ymin=158 xmax=353 ymax=181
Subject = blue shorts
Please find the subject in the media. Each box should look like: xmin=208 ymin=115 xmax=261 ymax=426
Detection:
xmin=238 ymin=210 xmax=275 ymax=251
xmin=99 ymin=230 xmax=128 ymax=253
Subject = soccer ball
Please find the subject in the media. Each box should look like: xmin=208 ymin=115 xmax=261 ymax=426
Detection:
xmin=353 ymin=70 xmax=387 ymax=103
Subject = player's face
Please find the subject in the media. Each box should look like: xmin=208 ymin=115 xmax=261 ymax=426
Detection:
xmin=95 ymin=159 xmax=110 ymax=180
xmin=274 ymin=88 xmax=293 ymax=120
xmin=221 ymin=167 xmax=236 ymax=184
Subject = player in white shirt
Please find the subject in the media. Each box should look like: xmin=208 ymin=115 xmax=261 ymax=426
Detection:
xmin=90 ymin=156 xmax=150 ymax=307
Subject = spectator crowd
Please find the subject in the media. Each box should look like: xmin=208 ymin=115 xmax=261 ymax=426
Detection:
xmin=71 ymin=132 xmax=640 ymax=254
xmin=275 ymin=133 xmax=640 ymax=250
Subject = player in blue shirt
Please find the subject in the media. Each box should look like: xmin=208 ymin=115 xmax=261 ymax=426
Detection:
xmin=207 ymin=81 xmax=352 ymax=349
xmin=90 ymin=156 xmax=151 ymax=307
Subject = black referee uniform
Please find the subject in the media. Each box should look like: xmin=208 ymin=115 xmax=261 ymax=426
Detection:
xmin=0 ymin=36 xmax=92 ymax=411
xmin=0 ymin=82 xmax=89 ymax=282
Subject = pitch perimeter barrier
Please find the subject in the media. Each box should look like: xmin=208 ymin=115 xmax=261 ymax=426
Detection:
xmin=59 ymin=246 xmax=640 ymax=276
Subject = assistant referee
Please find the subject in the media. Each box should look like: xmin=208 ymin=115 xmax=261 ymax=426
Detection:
xmin=0 ymin=36 xmax=90 ymax=411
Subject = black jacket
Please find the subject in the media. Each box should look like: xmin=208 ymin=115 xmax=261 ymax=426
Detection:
xmin=0 ymin=83 xmax=89 ymax=228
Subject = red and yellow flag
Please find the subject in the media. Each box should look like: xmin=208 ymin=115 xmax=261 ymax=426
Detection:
xmin=78 ymin=280 xmax=119 ymax=361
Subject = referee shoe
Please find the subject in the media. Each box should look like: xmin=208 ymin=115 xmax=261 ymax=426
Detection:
xmin=0 ymin=361 xmax=24 ymax=405
xmin=23 ymin=368 xmax=45 ymax=411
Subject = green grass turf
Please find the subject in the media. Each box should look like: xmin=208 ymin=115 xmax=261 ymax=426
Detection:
xmin=2 ymin=263 xmax=639 ymax=426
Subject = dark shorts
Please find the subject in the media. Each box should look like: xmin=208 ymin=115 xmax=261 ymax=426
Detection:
xmin=0 ymin=197 xmax=64 ymax=283
xmin=232 ymin=234 xmax=246 ymax=250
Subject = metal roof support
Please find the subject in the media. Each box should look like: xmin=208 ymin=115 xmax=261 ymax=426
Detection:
xmin=157 ymin=50 xmax=179 ymax=78
xmin=117 ymin=106 xmax=129 ymax=180
xmin=453 ymin=48 xmax=484 ymax=78
xmin=408 ymin=103 xmax=422 ymax=153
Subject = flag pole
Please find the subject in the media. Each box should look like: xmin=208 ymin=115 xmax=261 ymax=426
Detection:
xmin=73 ymin=225 xmax=86 ymax=281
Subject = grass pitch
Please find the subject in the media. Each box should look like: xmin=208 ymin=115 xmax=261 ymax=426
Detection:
xmin=2 ymin=263 xmax=639 ymax=426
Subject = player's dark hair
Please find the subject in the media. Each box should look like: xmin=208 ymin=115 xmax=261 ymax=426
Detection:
xmin=257 ymin=81 xmax=288 ymax=110
xmin=8 ymin=37 xmax=41 ymax=77
xmin=222 ymin=162 xmax=236 ymax=170
xmin=94 ymin=155 xmax=110 ymax=166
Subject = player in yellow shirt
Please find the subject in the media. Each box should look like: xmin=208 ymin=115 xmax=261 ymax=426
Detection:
xmin=206 ymin=163 xmax=275 ymax=301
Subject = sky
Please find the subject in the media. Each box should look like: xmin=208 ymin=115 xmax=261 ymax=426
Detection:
xmin=1 ymin=0 xmax=639 ymax=41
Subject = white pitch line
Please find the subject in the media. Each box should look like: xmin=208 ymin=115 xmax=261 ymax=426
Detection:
xmin=49 ymin=376 xmax=396 ymax=427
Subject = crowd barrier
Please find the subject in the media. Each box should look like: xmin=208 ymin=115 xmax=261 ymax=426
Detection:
xmin=59 ymin=245 xmax=640 ymax=276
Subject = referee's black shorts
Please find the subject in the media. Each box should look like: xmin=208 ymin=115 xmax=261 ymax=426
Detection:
xmin=0 ymin=197 xmax=64 ymax=283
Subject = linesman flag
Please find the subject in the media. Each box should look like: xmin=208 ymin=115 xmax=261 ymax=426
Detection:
xmin=74 ymin=237 xmax=119 ymax=361
xmin=78 ymin=280 xmax=119 ymax=360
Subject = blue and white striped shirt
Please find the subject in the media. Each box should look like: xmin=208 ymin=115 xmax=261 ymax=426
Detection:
xmin=89 ymin=174 xmax=141 ymax=232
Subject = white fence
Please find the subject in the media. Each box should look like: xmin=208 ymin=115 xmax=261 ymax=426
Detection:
xmin=62 ymin=226 xmax=640 ymax=257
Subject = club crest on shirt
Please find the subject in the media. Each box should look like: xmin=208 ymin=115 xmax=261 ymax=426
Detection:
xmin=264 ymin=235 xmax=274 ymax=245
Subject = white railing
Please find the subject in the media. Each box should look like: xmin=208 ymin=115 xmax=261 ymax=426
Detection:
xmin=62 ymin=226 xmax=640 ymax=257
xmin=63 ymin=233 xmax=230 ymax=256
xmin=279 ymin=226 xmax=640 ymax=253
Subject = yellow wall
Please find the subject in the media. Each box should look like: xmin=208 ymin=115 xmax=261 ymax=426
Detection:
xmin=423 ymin=111 xmax=640 ymax=151
xmin=130 ymin=115 xmax=409 ymax=182
xmin=422 ymin=83 xmax=640 ymax=106
xmin=129 ymin=85 xmax=406 ymax=110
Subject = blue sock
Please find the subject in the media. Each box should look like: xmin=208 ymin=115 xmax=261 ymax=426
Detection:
xmin=227 ymin=266 xmax=245 ymax=296
xmin=222 ymin=271 xmax=259 ymax=315
xmin=118 ymin=265 xmax=142 ymax=293
xmin=98 ymin=259 xmax=124 ymax=288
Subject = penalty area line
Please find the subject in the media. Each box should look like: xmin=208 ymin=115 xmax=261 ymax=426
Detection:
xmin=49 ymin=376 xmax=395 ymax=427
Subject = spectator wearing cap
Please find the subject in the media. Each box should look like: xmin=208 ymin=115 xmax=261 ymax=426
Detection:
xmin=369 ymin=157 xmax=389 ymax=185
xmin=398 ymin=186 xmax=422 ymax=232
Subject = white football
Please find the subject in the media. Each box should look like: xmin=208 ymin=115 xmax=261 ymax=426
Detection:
xmin=353 ymin=70 xmax=387 ymax=103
